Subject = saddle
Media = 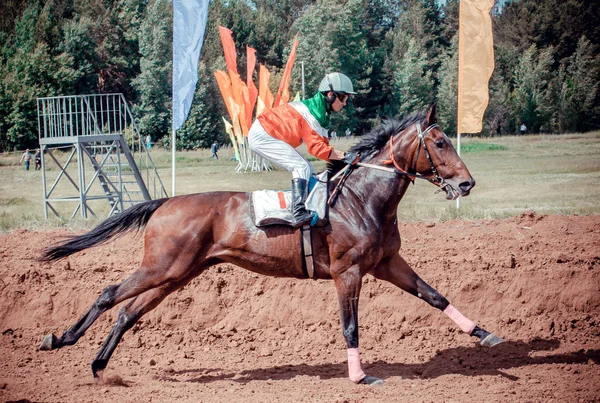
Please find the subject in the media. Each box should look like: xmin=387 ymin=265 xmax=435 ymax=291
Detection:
xmin=249 ymin=171 xmax=329 ymax=228
xmin=249 ymin=171 xmax=329 ymax=280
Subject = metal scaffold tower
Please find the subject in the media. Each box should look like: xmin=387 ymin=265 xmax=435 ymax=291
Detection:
xmin=37 ymin=93 xmax=168 ymax=219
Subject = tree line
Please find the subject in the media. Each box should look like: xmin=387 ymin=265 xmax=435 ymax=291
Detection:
xmin=0 ymin=0 xmax=598 ymax=152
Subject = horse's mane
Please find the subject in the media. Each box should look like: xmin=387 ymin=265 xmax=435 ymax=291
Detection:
xmin=327 ymin=111 xmax=426 ymax=176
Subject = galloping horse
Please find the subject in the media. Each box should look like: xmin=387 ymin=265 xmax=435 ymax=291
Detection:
xmin=40 ymin=105 xmax=503 ymax=385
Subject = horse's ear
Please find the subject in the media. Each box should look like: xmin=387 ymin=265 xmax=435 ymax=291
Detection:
xmin=425 ymin=103 xmax=437 ymax=125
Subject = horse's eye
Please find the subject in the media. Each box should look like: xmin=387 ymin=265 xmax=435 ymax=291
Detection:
xmin=435 ymin=140 xmax=445 ymax=148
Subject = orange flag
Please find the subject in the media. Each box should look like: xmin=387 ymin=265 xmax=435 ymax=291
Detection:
xmin=273 ymin=34 xmax=299 ymax=107
xmin=218 ymin=26 xmax=237 ymax=74
xmin=228 ymin=71 xmax=249 ymax=135
xmin=214 ymin=70 xmax=235 ymax=120
xmin=457 ymin=0 xmax=495 ymax=133
xmin=246 ymin=46 xmax=258 ymax=131
xmin=219 ymin=26 xmax=251 ymax=135
xmin=257 ymin=64 xmax=274 ymax=116
xmin=215 ymin=71 xmax=244 ymax=145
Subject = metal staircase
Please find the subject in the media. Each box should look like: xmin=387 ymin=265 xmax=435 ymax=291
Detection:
xmin=37 ymin=93 xmax=168 ymax=219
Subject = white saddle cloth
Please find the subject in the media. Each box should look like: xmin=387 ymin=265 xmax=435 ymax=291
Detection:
xmin=250 ymin=171 xmax=328 ymax=227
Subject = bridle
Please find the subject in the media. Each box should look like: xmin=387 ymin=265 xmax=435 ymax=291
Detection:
xmin=329 ymin=121 xmax=453 ymax=206
xmin=384 ymin=122 xmax=445 ymax=187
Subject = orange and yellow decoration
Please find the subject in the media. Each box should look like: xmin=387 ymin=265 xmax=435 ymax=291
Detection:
xmin=214 ymin=26 xmax=298 ymax=169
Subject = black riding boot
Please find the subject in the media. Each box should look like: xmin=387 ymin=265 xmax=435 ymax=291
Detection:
xmin=291 ymin=178 xmax=314 ymax=228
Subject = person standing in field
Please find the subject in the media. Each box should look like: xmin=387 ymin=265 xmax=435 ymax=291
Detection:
xmin=248 ymin=72 xmax=359 ymax=228
xmin=211 ymin=141 xmax=219 ymax=159
xmin=520 ymin=122 xmax=527 ymax=135
xmin=34 ymin=149 xmax=41 ymax=170
xmin=20 ymin=149 xmax=32 ymax=171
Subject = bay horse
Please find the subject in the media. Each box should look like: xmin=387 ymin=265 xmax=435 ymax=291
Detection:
xmin=39 ymin=104 xmax=503 ymax=385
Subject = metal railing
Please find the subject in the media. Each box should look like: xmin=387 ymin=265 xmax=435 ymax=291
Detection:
xmin=37 ymin=94 xmax=167 ymax=201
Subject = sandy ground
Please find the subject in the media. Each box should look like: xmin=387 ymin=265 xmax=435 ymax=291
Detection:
xmin=0 ymin=211 xmax=599 ymax=402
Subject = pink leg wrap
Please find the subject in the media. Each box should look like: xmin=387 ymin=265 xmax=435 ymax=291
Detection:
xmin=444 ymin=304 xmax=476 ymax=334
xmin=347 ymin=348 xmax=366 ymax=383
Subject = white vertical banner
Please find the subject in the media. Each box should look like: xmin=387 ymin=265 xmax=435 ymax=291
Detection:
xmin=172 ymin=0 xmax=209 ymax=196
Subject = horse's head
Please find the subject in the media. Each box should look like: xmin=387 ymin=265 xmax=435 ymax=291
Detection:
xmin=402 ymin=104 xmax=475 ymax=199
xmin=342 ymin=105 xmax=475 ymax=200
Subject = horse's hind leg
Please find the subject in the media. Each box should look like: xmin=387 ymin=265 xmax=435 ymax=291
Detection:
xmin=372 ymin=254 xmax=504 ymax=346
xmin=91 ymin=267 xmax=204 ymax=377
xmin=40 ymin=257 xmax=195 ymax=351
xmin=40 ymin=283 xmax=123 ymax=350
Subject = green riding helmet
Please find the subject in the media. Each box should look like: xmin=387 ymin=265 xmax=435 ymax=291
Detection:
xmin=318 ymin=72 xmax=357 ymax=95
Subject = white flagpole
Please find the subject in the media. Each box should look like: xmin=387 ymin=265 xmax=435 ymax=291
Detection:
xmin=301 ymin=61 xmax=305 ymax=100
xmin=456 ymin=0 xmax=463 ymax=210
xmin=456 ymin=132 xmax=461 ymax=208
xmin=172 ymin=129 xmax=176 ymax=196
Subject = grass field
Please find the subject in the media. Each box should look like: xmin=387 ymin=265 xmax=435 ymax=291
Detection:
xmin=1 ymin=131 xmax=599 ymax=232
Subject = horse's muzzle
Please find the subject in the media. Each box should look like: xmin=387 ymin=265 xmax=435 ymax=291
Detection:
xmin=458 ymin=178 xmax=476 ymax=196
xmin=443 ymin=177 xmax=475 ymax=199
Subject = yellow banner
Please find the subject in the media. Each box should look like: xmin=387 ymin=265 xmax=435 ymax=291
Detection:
xmin=222 ymin=117 xmax=240 ymax=161
xmin=458 ymin=0 xmax=495 ymax=133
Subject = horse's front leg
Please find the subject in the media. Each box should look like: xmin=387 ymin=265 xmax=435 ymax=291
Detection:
xmin=333 ymin=268 xmax=384 ymax=385
xmin=372 ymin=254 xmax=504 ymax=347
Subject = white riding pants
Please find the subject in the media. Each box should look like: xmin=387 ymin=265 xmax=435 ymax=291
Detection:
xmin=248 ymin=120 xmax=315 ymax=181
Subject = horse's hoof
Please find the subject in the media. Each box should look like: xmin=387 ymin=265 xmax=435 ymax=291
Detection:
xmin=358 ymin=376 xmax=384 ymax=386
xmin=39 ymin=333 xmax=57 ymax=351
xmin=481 ymin=333 xmax=504 ymax=347
xmin=92 ymin=359 xmax=108 ymax=378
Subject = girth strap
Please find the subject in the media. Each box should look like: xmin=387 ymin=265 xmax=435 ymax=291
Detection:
xmin=301 ymin=224 xmax=315 ymax=279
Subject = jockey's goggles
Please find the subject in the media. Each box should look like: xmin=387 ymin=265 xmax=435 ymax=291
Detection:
xmin=336 ymin=93 xmax=349 ymax=103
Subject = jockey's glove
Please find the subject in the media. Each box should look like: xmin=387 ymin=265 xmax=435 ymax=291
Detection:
xmin=343 ymin=151 xmax=359 ymax=165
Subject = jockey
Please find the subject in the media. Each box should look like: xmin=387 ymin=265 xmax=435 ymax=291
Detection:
xmin=248 ymin=72 xmax=358 ymax=228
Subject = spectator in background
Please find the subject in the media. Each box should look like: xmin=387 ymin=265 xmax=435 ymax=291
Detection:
xmin=520 ymin=122 xmax=527 ymax=135
xmin=34 ymin=149 xmax=41 ymax=170
xmin=345 ymin=128 xmax=351 ymax=139
xmin=211 ymin=141 xmax=219 ymax=159
xmin=20 ymin=149 xmax=32 ymax=171
xmin=146 ymin=135 xmax=152 ymax=149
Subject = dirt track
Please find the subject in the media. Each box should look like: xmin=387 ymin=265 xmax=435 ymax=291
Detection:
xmin=1 ymin=211 xmax=599 ymax=402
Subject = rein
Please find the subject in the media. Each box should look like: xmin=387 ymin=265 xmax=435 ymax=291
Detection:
xmin=328 ymin=121 xmax=452 ymax=205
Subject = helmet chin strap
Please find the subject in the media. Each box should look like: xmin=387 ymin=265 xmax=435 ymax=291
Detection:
xmin=325 ymin=74 xmax=337 ymax=104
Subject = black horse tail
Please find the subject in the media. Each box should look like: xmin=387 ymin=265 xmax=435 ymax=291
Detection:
xmin=40 ymin=198 xmax=169 ymax=262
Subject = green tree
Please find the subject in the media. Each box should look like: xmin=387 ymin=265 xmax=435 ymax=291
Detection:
xmin=557 ymin=36 xmax=600 ymax=133
xmin=248 ymin=0 xmax=314 ymax=68
xmin=385 ymin=38 xmax=434 ymax=118
xmin=202 ymin=0 xmax=257 ymax=73
xmin=382 ymin=0 xmax=442 ymax=118
xmin=509 ymin=44 xmax=556 ymax=133
xmin=132 ymin=0 xmax=171 ymax=141
xmin=0 ymin=3 xmax=81 ymax=150
xmin=436 ymin=34 xmax=457 ymax=135
xmin=76 ymin=0 xmax=142 ymax=97
xmin=56 ymin=16 xmax=98 ymax=93
xmin=484 ymin=71 xmax=511 ymax=136
xmin=496 ymin=0 xmax=599 ymax=64
xmin=293 ymin=0 xmax=374 ymax=132
xmin=171 ymin=62 xmax=224 ymax=150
